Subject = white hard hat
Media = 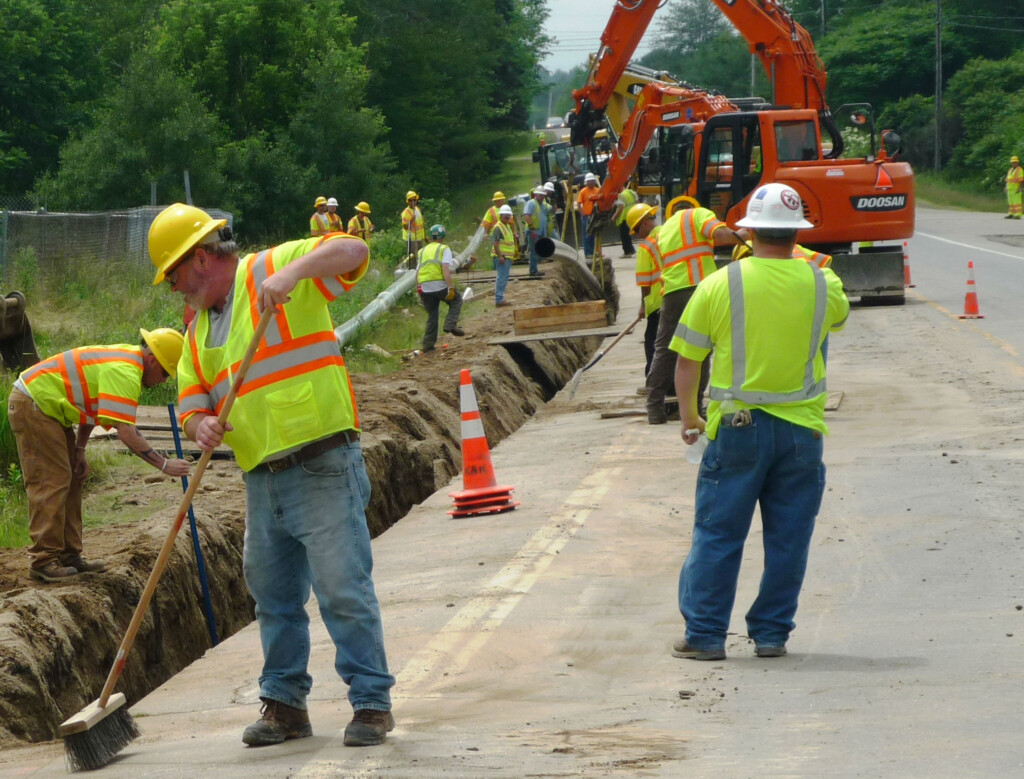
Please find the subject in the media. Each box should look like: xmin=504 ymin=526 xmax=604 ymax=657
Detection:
xmin=498 ymin=204 xmax=514 ymax=216
xmin=326 ymin=197 xmax=338 ymax=207
xmin=584 ymin=172 xmax=597 ymax=182
xmin=735 ymin=183 xmax=814 ymax=230
xmin=544 ymin=181 xmax=556 ymax=193
xmin=533 ymin=187 xmax=547 ymax=196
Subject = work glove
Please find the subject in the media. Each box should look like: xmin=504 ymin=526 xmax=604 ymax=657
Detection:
xmin=446 ymin=287 xmax=456 ymax=302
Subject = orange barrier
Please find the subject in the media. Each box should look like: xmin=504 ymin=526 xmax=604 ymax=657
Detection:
xmin=903 ymin=241 xmax=915 ymax=288
xmin=957 ymin=261 xmax=984 ymax=319
xmin=448 ymin=369 xmax=519 ymax=519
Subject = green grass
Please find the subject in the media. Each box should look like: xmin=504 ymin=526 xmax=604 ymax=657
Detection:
xmin=914 ymin=171 xmax=1006 ymax=213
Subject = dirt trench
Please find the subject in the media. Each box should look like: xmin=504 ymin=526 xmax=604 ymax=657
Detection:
xmin=0 ymin=259 xmax=619 ymax=747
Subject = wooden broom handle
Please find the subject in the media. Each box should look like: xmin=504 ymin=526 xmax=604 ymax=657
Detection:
xmin=98 ymin=307 xmax=274 ymax=707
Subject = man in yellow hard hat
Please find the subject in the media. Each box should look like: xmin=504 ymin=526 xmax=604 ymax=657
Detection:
xmin=148 ymin=203 xmax=395 ymax=748
xmin=1005 ymin=156 xmax=1022 ymax=219
xmin=326 ymin=198 xmax=343 ymax=232
xmin=627 ymin=202 xmax=662 ymax=381
xmin=481 ymin=191 xmax=507 ymax=235
xmin=348 ymin=202 xmax=374 ymax=241
xmin=8 ymin=328 xmax=190 ymax=583
xmin=401 ymin=191 xmax=424 ymax=267
xmin=310 ymin=196 xmax=330 ymax=237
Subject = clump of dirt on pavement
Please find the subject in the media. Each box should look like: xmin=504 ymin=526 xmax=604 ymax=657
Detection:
xmin=0 ymin=258 xmax=618 ymax=747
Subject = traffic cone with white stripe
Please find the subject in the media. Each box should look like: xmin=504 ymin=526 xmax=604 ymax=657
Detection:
xmin=957 ymin=261 xmax=984 ymax=319
xmin=903 ymin=241 xmax=915 ymax=288
xmin=448 ymin=369 xmax=519 ymax=519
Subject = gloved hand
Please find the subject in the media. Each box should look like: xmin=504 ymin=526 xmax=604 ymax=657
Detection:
xmin=446 ymin=287 xmax=456 ymax=302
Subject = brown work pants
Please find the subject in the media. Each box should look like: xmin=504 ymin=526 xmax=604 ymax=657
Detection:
xmin=646 ymin=286 xmax=710 ymax=411
xmin=7 ymin=390 xmax=84 ymax=569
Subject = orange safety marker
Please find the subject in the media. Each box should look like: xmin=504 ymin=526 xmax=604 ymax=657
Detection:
xmin=957 ymin=261 xmax=984 ymax=319
xmin=903 ymin=241 xmax=915 ymax=288
xmin=448 ymin=369 xmax=519 ymax=519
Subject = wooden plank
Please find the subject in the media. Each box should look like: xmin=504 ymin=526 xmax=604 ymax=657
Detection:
xmin=488 ymin=325 xmax=621 ymax=345
xmin=515 ymin=314 xmax=608 ymax=336
xmin=513 ymin=300 xmax=605 ymax=323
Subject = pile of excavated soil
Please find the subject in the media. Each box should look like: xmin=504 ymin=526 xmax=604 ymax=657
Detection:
xmin=0 ymin=258 xmax=619 ymax=747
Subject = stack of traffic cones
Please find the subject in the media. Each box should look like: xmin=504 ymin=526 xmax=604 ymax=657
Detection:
xmin=448 ymin=369 xmax=519 ymax=519
xmin=903 ymin=241 xmax=915 ymax=288
xmin=957 ymin=261 xmax=984 ymax=319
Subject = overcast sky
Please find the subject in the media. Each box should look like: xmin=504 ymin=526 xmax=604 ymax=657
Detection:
xmin=541 ymin=0 xmax=655 ymax=74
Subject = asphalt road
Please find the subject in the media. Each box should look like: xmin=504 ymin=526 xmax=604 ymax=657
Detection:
xmin=5 ymin=205 xmax=1024 ymax=778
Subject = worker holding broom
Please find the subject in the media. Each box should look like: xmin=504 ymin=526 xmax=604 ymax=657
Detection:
xmin=150 ymin=203 xmax=395 ymax=748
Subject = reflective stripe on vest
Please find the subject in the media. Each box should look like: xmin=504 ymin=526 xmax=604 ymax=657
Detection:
xmin=21 ymin=346 xmax=142 ymax=425
xmin=310 ymin=212 xmax=329 ymax=235
xmin=793 ymin=245 xmax=831 ymax=268
xmin=702 ymin=261 xmax=828 ymax=405
xmin=615 ymin=189 xmax=637 ymax=225
xmin=403 ymin=206 xmax=423 ymax=233
xmin=635 ymin=234 xmax=663 ymax=286
xmin=660 ymin=210 xmax=717 ymax=290
xmin=327 ymin=213 xmax=342 ymax=232
xmin=492 ymin=222 xmax=516 ymax=256
xmin=417 ymin=243 xmax=447 ymax=283
xmin=348 ymin=215 xmax=371 ymax=235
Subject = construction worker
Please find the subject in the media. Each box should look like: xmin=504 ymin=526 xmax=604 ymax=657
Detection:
xmin=645 ymin=201 xmax=746 ymax=425
xmin=1005 ymin=156 xmax=1022 ymax=219
xmin=491 ymin=204 xmax=517 ymax=307
xmin=348 ymin=202 xmax=374 ymax=241
xmin=627 ymin=203 xmax=662 ymax=379
xmin=8 ymin=329 xmax=190 ymax=583
xmin=149 ymin=203 xmax=395 ymax=747
xmin=417 ymin=224 xmax=465 ymax=351
xmin=543 ymin=181 xmax=558 ymax=240
xmin=310 ymin=196 xmax=330 ymax=237
xmin=522 ymin=187 xmax=547 ymax=277
xmin=402 ymin=191 xmax=425 ymax=265
xmin=326 ymin=198 xmax=343 ymax=232
xmin=481 ymin=191 xmax=507 ymax=235
xmin=613 ymin=185 xmax=639 ymax=258
xmin=668 ymin=182 xmax=849 ymax=662
xmin=575 ymin=172 xmax=601 ymax=259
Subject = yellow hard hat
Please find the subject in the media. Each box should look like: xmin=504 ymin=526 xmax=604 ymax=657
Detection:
xmin=314 ymin=196 xmax=328 ymax=207
xmin=149 ymin=203 xmax=226 ymax=285
xmin=406 ymin=190 xmax=419 ymax=202
xmin=664 ymin=195 xmax=701 ymax=219
xmin=626 ymin=203 xmax=657 ymax=234
xmin=731 ymin=242 xmax=753 ymax=261
xmin=140 ymin=328 xmax=185 ymax=378
xmin=355 ymin=201 xmax=371 ymax=214
xmin=1012 ymin=156 xmax=1020 ymax=163
xmin=492 ymin=191 xmax=506 ymax=202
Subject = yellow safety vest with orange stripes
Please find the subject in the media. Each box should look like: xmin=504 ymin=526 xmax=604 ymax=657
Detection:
xmin=310 ymin=211 xmax=330 ymax=237
xmin=16 ymin=345 xmax=143 ymax=428
xmin=793 ymin=244 xmax=832 ymax=268
xmin=635 ymin=225 xmax=663 ymax=316
xmin=656 ymin=207 xmax=725 ymax=295
xmin=327 ymin=212 xmax=343 ymax=233
xmin=402 ymin=205 xmax=425 ymax=240
xmin=177 ymin=234 xmax=368 ymax=471
xmin=481 ymin=206 xmax=501 ymax=234
xmin=347 ymin=214 xmax=373 ymax=239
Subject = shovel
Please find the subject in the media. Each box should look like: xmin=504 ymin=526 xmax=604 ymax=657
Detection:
xmin=567 ymin=313 xmax=643 ymax=399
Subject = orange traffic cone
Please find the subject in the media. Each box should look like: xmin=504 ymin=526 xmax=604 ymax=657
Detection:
xmin=957 ymin=261 xmax=984 ymax=319
xmin=903 ymin=241 xmax=915 ymax=288
xmin=448 ymin=369 xmax=519 ymax=519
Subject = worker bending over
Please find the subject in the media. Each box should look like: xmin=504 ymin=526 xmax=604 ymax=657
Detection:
xmin=417 ymin=224 xmax=465 ymax=351
xmin=627 ymin=203 xmax=663 ymax=382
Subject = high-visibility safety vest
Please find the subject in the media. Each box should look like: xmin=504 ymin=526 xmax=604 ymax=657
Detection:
xmin=310 ymin=211 xmax=330 ymax=237
xmin=635 ymin=225 xmax=663 ymax=317
xmin=1006 ymin=166 xmax=1023 ymax=190
xmin=543 ymin=201 xmax=555 ymax=237
xmin=402 ymin=206 xmax=424 ymax=240
xmin=177 ymin=234 xmax=368 ymax=472
xmin=657 ymin=207 xmax=725 ymax=294
xmin=615 ymin=189 xmax=638 ymax=225
xmin=793 ymin=244 xmax=832 ymax=268
xmin=491 ymin=222 xmax=516 ymax=258
xmin=417 ymin=242 xmax=449 ymax=284
xmin=481 ymin=205 xmax=501 ymax=234
xmin=670 ymin=257 xmax=850 ymax=439
xmin=16 ymin=345 xmax=143 ymax=428
xmin=327 ymin=212 xmax=343 ymax=232
xmin=347 ymin=214 xmax=372 ymax=238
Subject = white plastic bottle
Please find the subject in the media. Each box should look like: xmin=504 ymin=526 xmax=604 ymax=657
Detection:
xmin=684 ymin=429 xmax=707 ymax=464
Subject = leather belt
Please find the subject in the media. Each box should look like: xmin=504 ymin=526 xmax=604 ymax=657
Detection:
xmin=260 ymin=430 xmax=359 ymax=474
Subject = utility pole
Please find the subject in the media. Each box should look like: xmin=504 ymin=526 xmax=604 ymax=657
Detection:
xmin=934 ymin=0 xmax=942 ymax=171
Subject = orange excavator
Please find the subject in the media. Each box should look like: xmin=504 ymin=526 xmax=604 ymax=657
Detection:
xmin=566 ymin=0 xmax=915 ymax=302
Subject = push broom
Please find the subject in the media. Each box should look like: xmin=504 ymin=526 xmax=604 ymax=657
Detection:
xmin=60 ymin=307 xmax=273 ymax=771
xmin=567 ymin=313 xmax=643 ymax=399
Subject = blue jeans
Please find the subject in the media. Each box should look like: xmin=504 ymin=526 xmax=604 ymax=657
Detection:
xmin=679 ymin=410 xmax=825 ymax=651
xmin=243 ymin=442 xmax=394 ymax=712
xmin=527 ymin=231 xmax=541 ymax=274
xmin=582 ymin=215 xmax=595 ymax=258
xmin=494 ymin=255 xmax=511 ymax=302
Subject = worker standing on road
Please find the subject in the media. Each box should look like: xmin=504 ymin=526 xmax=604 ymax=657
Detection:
xmin=613 ymin=185 xmax=639 ymax=258
xmin=326 ymin=198 xmax=343 ymax=232
xmin=1005 ymin=156 xmax=1022 ymax=219
xmin=8 ymin=329 xmax=190 ymax=583
xmin=575 ymin=173 xmax=600 ymax=260
xmin=523 ymin=187 xmax=547 ymax=278
xmin=491 ymin=204 xmax=517 ymax=308
xmin=402 ymin=191 xmax=425 ymax=265
xmin=150 ymin=203 xmax=395 ymax=748
xmin=645 ymin=200 xmax=746 ymax=424
xmin=669 ymin=183 xmax=849 ymax=662
xmin=628 ymin=203 xmax=663 ymax=381
xmin=310 ymin=196 xmax=330 ymax=237
xmin=417 ymin=224 xmax=465 ymax=352
xmin=348 ymin=202 xmax=374 ymax=241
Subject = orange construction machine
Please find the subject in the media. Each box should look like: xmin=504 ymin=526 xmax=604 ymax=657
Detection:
xmin=564 ymin=0 xmax=915 ymax=303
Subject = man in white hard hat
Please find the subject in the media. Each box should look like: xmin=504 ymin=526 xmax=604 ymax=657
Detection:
xmin=522 ymin=187 xmax=547 ymax=277
xmin=326 ymin=198 xmax=342 ymax=232
xmin=543 ymin=181 xmax=558 ymax=240
xmin=491 ymin=205 xmax=517 ymax=307
xmin=667 ymin=183 xmax=849 ymax=662
xmin=575 ymin=172 xmax=600 ymax=259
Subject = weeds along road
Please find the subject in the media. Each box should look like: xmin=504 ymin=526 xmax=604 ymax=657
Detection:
xmin=8 ymin=205 xmax=1024 ymax=778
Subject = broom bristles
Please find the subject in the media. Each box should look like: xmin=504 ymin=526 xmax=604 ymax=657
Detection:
xmin=63 ymin=706 xmax=139 ymax=772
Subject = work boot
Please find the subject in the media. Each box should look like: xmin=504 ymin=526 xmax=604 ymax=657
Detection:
xmin=755 ymin=644 xmax=788 ymax=658
xmin=647 ymin=406 xmax=668 ymax=425
xmin=444 ymin=326 xmax=466 ymax=336
xmin=527 ymin=270 xmax=545 ymax=277
xmin=61 ymin=555 xmax=106 ymax=573
xmin=29 ymin=561 xmax=79 ymax=583
xmin=672 ymin=639 xmax=726 ymax=661
xmin=343 ymin=709 xmax=395 ymax=747
xmin=242 ymin=698 xmax=312 ymax=746
xmin=495 ymin=301 xmax=512 ymax=308
xmin=1005 ymin=214 xmax=1015 ymax=219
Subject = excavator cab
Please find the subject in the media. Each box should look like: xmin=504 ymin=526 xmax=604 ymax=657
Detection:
xmin=695 ymin=113 xmax=763 ymax=221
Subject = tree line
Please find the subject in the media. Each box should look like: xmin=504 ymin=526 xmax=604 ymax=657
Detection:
xmin=0 ymin=0 xmax=550 ymax=241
